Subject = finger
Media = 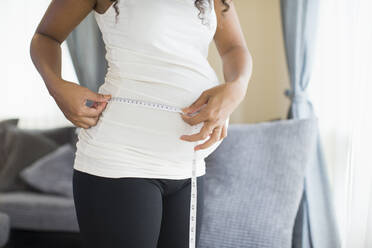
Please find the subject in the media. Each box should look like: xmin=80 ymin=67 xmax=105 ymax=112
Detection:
xmin=76 ymin=116 xmax=99 ymax=127
xmin=195 ymin=126 xmax=222 ymax=151
xmin=81 ymin=102 xmax=107 ymax=117
xmin=85 ymin=90 xmax=111 ymax=103
xmin=92 ymin=101 xmax=108 ymax=114
xmin=180 ymin=121 xmax=216 ymax=142
xmin=180 ymin=105 xmax=214 ymax=126
xmin=74 ymin=120 xmax=90 ymax=129
xmin=220 ymin=124 xmax=227 ymax=140
xmin=181 ymin=91 xmax=210 ymax=114
xmin=92 ymin=102 xmax=99 ymax=108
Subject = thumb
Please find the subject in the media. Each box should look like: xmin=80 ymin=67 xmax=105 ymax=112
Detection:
xmin=87 ymin=91 xmax=111 ymax=103
xmin=182 ymin=92 xmax=209 ymax=114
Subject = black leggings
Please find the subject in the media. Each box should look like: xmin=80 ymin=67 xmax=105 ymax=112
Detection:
xmin=72 ymin=168 xmax=205 ymax=248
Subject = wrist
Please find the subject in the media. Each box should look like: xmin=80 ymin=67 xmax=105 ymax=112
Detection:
xmin=226 ymin=79 xmax=248 ymax=101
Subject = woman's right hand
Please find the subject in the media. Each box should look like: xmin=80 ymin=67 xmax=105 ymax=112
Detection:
xmin=50 ymin=79 xmax=111 ymax=129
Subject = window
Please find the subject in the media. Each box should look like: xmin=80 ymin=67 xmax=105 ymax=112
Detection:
xmin=308 ymin=0 xmax=372 ymax=246
xmin=1 ymin=0 xmax=79 ymax=129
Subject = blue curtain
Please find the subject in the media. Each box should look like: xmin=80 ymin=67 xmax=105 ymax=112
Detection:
xmin=280 ymin=1 xmax=341 ymax=247
xmin=66 ymin=12 xmax=107 ymax=93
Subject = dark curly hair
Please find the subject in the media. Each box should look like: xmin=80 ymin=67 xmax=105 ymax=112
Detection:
xmin=108 ymin=0 xmax=230 ymax=24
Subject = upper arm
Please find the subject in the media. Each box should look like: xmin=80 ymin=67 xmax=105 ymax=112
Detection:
xmin=34 ymin=0 xmax=97 ymax=44
xmin=213 ymin=0 xmax=248 ymax=57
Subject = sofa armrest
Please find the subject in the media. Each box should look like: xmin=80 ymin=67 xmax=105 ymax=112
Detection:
xmin=0 ymin=212 xmax=10 ymax=247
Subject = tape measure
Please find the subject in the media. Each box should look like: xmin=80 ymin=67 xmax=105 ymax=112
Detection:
xmin=108 ymin=96 xmax=200 ymax=248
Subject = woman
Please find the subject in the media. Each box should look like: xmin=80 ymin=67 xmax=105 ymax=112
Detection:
xmin=30 ymin=0 xmax=252 ymax=247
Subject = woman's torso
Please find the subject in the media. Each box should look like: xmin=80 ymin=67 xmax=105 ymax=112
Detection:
xmin=74 ymin=0 xmax=229 ymax=179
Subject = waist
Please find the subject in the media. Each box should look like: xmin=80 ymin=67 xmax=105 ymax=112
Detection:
xmin=79 ymin=95 xmax=227 ymax=161
xmin=97 ymin=72 xmax=221 ymax=109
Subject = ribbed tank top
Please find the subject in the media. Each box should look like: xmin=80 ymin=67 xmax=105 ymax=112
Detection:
xmin=73 ymin=0 xmax=229 ymax=180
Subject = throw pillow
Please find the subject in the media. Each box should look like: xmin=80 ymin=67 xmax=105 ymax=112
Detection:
xmin=0 ymin=118 xmax=19 ymax=170
xmin=0 ymin=125 xmax=59 ymax=192
xmin=20 ymin=143 xmax=76 ymax=198
xmin=0 ymin=118 xmax=19 ymax=127
xmin=199 ymin=118 xmax=318 ymax=248
xmin=27 ymin=126 xmax=77 ymax=147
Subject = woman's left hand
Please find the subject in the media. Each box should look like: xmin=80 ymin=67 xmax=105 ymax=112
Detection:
xmin=179 ymin=81 xmax=246 ymax=151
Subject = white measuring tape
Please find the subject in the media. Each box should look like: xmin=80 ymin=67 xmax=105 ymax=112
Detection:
xmin=108 ymin=96 xmax=200 ymax=248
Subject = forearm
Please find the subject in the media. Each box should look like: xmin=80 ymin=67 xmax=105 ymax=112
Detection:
xmin=29 ymin=32 xmax=64 ymax=97
xmin=221 ymin=45 xmax=253 ymax=99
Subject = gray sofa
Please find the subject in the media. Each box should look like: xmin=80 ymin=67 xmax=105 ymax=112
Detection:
xmin=0 ymin=117 xmax=317 ymax=248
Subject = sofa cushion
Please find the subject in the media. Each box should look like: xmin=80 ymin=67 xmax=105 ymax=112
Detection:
xmin=0 ymin=125 xmax=59 ymax=192
xmin=0 ymin=191 xmax=79 ymax=232
xmin=200 ymin=118 xmax=318 ymax=248
xmin=20 ymin=144 xmax=75 ymax=198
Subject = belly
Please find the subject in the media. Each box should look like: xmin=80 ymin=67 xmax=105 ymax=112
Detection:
xmin=79 ymin=79 xmax=229 ymax=164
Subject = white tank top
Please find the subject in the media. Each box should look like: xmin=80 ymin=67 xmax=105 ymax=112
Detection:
xmin=73 ymin=0 xmax=229 ymax=179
